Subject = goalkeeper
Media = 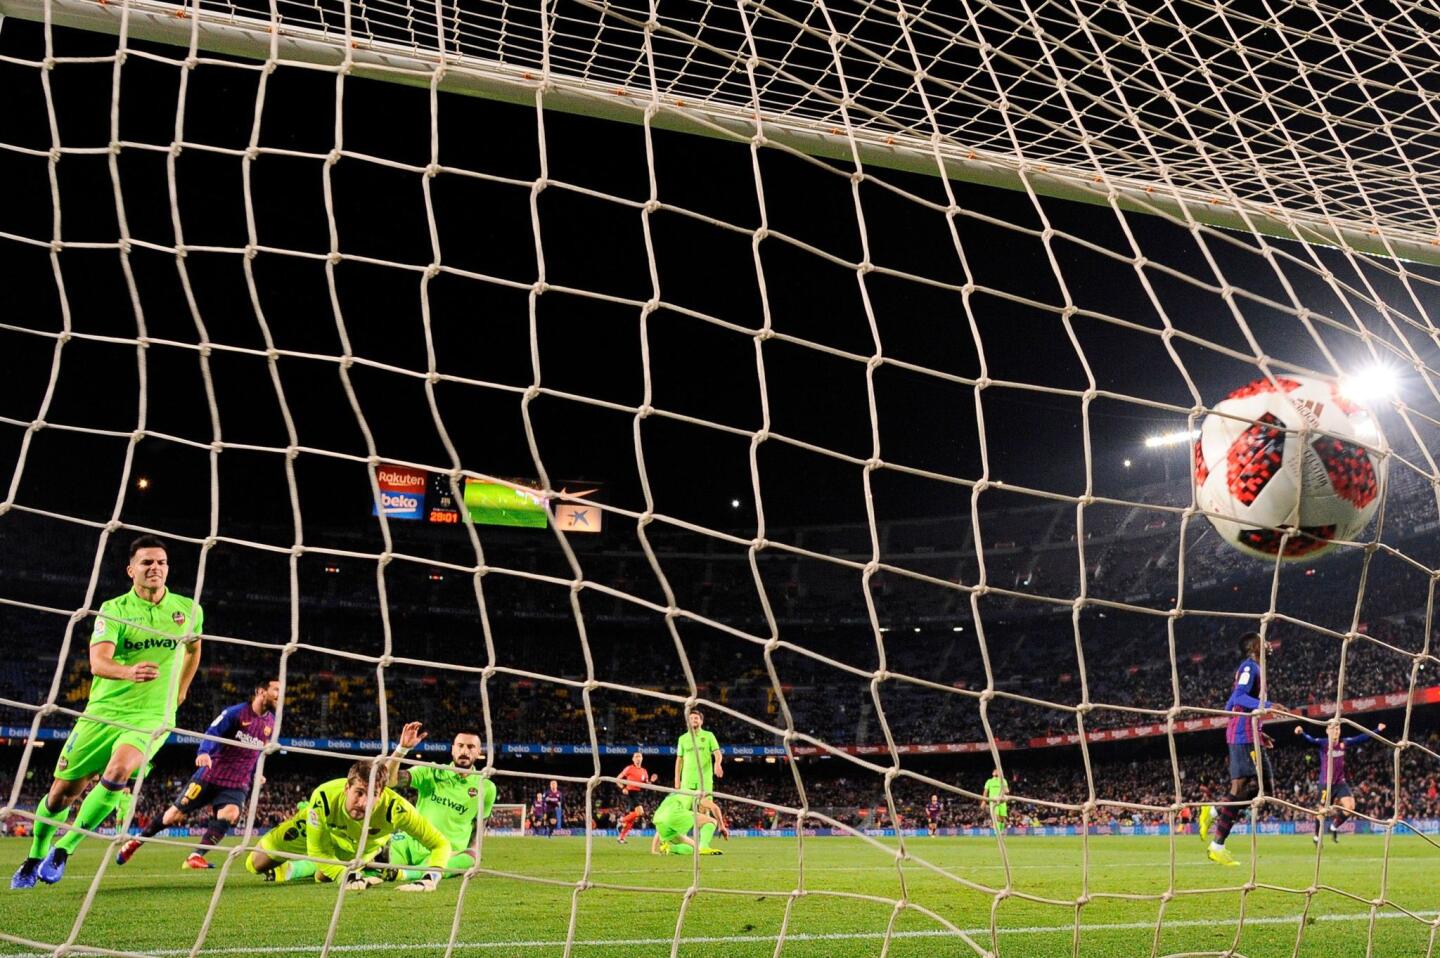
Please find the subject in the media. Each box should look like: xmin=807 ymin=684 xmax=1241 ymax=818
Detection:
xmin=245 ymin=760 xmax=449 ymax=892
xmin=380 ymin=721 xmax=496 ymax=883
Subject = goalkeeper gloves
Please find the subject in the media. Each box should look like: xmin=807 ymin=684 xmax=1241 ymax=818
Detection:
xmin=343 ymin=872 xmax=384 ymax=891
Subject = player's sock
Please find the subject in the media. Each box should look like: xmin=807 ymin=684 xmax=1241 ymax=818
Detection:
xmin=699 ymin=822 xmax=717 ymax=849
xmin=197 ymin=820 xmax=229 ymax=857
xmin=667 ymin=842 xmax=694 ymax=855
xmin=1212 ymin=804 xmax=1244 ymax=844
xmin=1314 ymin=817 xmax=1323 ymax=837
xmin=28 ymin=797 xmax=72 ymax=860
xmin=283 ymin=860 xmax=317 ymax=882
xmin=139 ymin=816 xmax=169 ymax=839
xmin=55 ymin=778 xmax=127 ymax=854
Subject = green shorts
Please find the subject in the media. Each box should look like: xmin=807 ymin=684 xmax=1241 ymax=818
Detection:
xmin=54 ymin=716 xmax=167 ymax=781
xmin=680 ymin=772 xmax=714 ymax=795
xmin=991 ymin=803 xmax=1009 ymax=820
xmin=654 ymin=808 xmax=695 ymax=843
xmin=392 ymin=834 xmax=472 ymax=872
xmin=391 ymin=834 xmax=436 ymax=868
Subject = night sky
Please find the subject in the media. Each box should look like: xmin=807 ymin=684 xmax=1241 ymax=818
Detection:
xmin=1 ymin=8 xmax=1438 ymax=569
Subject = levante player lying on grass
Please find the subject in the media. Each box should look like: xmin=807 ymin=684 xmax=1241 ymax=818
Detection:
xmin=244 ymin=759 xmax=449 ymax=891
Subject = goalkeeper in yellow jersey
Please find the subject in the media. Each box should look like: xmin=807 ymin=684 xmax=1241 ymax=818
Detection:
xmin=245 ymin=760 xmax=449 ymax=891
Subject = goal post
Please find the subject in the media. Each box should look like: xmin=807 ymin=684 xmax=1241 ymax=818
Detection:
xmin=488 ymin=803 xmax=528 ymax=835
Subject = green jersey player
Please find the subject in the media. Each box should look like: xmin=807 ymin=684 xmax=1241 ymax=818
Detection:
xmin=246 ymin=760 xmax=450 ymax=892
xmin=673 ymin=708 xmax=722 ymax=796
xmin=382 ymin=721 xmax=496 ymax=882
xmin=983 ymin=769 xmax=1009 ymax=834
xmin=13 ymin=536 xmax=203 ymax=889
xmin=649 ymin=792 xmax=726 ymax=856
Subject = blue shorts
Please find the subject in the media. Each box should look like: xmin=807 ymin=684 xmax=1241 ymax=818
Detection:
xmin=173 ymin=772 xmax=249 ymax=815
xmin=1320 ymin=781 xmax=1353 ymax=803
xmin=1227 ymin=742 xmax=1273 ymax=782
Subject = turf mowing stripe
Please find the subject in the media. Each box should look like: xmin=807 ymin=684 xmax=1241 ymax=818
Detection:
xmin=3 ymin=908 xmax=1435 ymax=956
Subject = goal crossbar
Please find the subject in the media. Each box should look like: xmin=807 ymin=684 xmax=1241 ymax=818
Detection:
xmin=5 ymin=0 xmax=1440 ymax=267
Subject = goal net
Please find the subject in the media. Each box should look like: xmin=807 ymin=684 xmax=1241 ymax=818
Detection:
xmin=2 ymin=0 xmax=1440 ymax=955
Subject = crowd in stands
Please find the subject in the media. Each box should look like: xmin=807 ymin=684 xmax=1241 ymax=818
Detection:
xmin=4 ymin=467 xmax=1439 ymax=839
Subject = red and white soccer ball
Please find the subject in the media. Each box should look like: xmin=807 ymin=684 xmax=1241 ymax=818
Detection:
xmin=1194 ymin=375 xmax=1385 ymax=560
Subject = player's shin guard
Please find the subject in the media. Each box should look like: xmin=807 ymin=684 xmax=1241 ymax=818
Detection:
xmin=28 ymin=798 xmax=72 ymax=860
xmin=55 ymin=779 xmax=127 ymax=854
xmin=699 ymin=822 xmax=717 ymax=849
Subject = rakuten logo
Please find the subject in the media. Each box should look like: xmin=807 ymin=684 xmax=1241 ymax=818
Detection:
xmin=377 ymin=467 xmax=426 ymax=492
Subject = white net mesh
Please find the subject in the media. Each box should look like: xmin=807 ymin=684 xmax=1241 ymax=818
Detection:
xmin=2 ymin=0 xmax=1440 ymax=955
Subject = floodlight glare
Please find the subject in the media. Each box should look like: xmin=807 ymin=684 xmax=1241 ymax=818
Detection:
xmin=1143 ymin=429 xmax=1200 ymax=449
xmin=1339 ymin=365 xmax=1398 ymax=403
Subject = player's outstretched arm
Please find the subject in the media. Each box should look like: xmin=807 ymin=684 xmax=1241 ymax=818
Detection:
xmin=385 ymin=721 xmax=427 ymax=788
xmin=304 ymin=800 xmax=351 ymax=885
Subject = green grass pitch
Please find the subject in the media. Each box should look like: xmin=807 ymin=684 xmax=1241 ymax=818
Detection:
xmin=1 ymin=833 xmax=1436 ymax=957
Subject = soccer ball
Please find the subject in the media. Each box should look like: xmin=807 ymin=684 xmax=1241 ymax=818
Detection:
xmin=1194 ymin=375 xmax=1385 ymax=560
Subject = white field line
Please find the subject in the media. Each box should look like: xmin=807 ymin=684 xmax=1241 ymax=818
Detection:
xmin=3 ymin=909 xmax=1437 ymax=956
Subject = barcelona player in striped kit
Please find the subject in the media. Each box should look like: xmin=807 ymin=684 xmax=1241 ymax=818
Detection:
xmin=1294 ymin=720 xmax=1385 ymax=843
xmin=1199 ymin=632 xmax=1289 ymax=867
xmin=117 ymin=678 xmax=279 ymax=868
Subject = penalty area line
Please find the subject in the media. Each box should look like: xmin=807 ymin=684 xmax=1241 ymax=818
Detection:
xmin=4 ymin=908 xmax=1437 ymax=956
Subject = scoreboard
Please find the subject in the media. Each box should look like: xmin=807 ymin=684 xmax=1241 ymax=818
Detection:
xmin=372 ymin=465 xmax=600 ymax=532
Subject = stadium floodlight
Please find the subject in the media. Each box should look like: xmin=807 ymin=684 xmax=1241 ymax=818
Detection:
xmin=1339 ymin=365 xmax=1399 ymax=403
xmin=1143 ymin=429 xmax=1201 ymax=449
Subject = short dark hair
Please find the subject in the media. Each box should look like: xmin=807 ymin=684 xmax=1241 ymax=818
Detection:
xmin=688 ymin=708 xmax=704 ymax=719
xmin=1240 ymin=632 xmax=1264 ymax=656
xmin=128 ymin=535 xmax=167 ymax=559
xmin=255 ymin=678 xmax=278 ymax=693
xmin=346 ymin=759 xmax=382 ymax=786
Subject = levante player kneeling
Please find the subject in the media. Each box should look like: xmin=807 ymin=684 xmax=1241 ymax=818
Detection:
xmin=651 ymin=793 xmax=726 ymax=856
